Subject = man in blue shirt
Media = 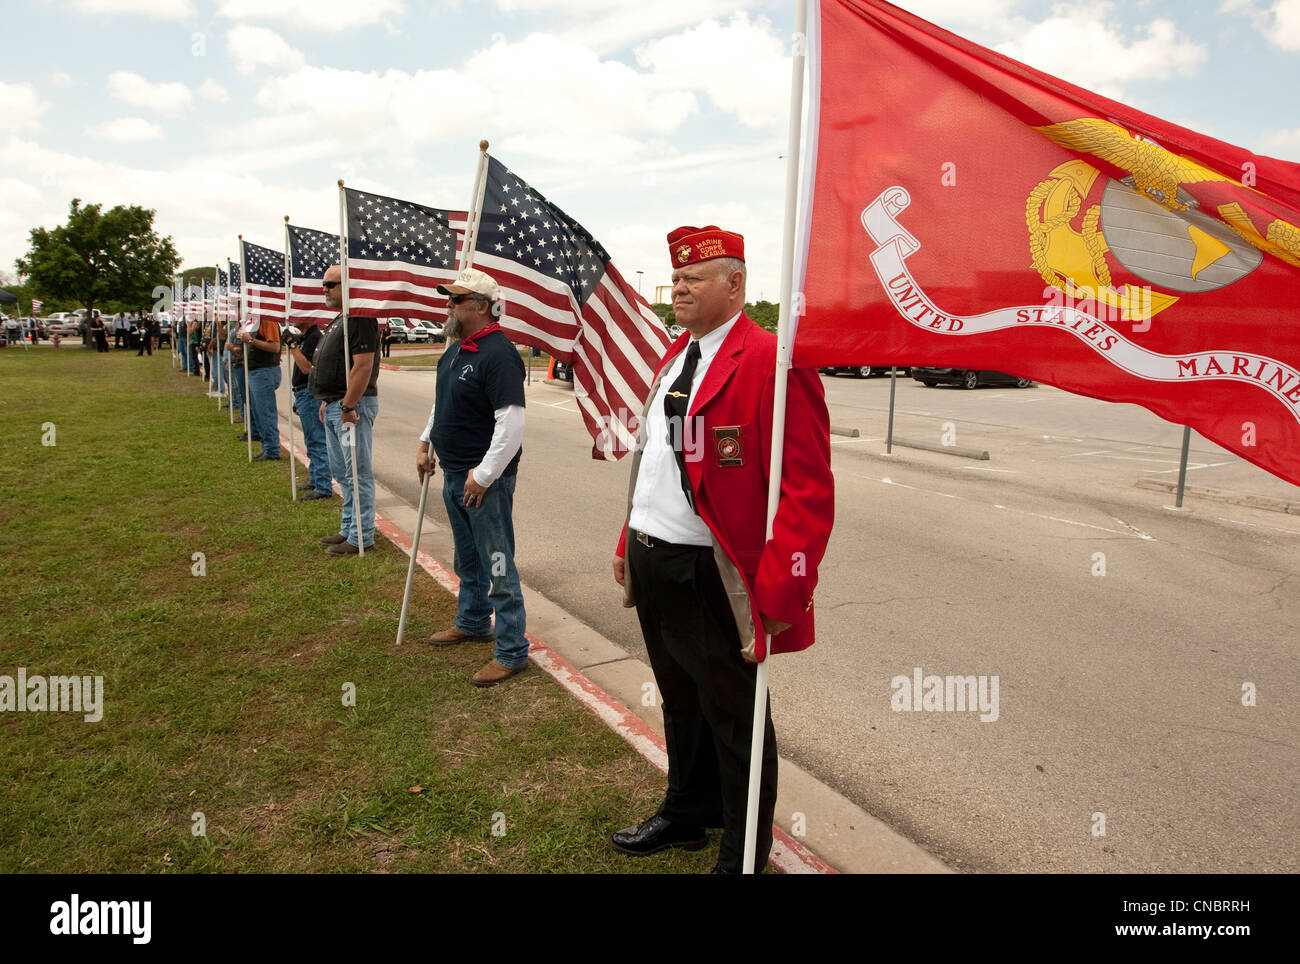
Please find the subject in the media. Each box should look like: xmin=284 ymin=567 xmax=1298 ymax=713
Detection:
xmin=416 ymin=268 xmax=528 ymax=687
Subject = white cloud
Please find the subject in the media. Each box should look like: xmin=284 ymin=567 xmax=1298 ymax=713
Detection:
xmin=63 ymin=0 xmax=195 ymax=17
xmin=217 ymin=0 xmax=403 ymax=31
xmin=994 ymin=3 xmax=1206 ymax=100
xmin=250 ymin=34 xmax=699 ymax=161
xmin=892 ymin=0 xmax=1021 ymax=26
xmin=85 ymin=117 xmax=166 ymax=142
xmin=1266 ymin=0 xmax=1300 ymax=49
xmin=198 ymin=79 xmax=231 ymax=102
xmin=226 ymin=25 xmax=306 ymax=75
xmin=488 ymin=0 xmax=762 ymax=53
xmin=1260 ymin=127 xmax=1300 ymax=160
xmin=0 ymin=135 xmax=334 ymax=269
xmin=51 ymin=72 xmax=74 ymax=86
xmin=0 ymin=82 xmax=49 ymax=133
xmin=636 ymin=14 xmax=790 ymax=130
xmin=107 ymin=71 xmax=193 ymax=117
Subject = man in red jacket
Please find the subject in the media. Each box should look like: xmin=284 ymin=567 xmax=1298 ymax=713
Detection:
xmin=610 ymin=225 xmax=835 ymax=873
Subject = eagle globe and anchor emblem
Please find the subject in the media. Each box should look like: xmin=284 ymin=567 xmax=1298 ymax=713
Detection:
xmin=1026 ymin=117 xmax=1299 ymax=323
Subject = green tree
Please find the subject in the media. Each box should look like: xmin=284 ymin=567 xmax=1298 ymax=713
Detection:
xmin=745 ymin=300 xmax=779 ymax=331
xmin=650 ymin=302 xmax=675 ymax=326
xmin=15 ymin=199 xmax=181 ymax=342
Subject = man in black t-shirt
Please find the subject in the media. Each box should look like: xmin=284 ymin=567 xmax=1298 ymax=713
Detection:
xmin=308 ymin=265 xmax=379 ymax=554
xmin=416 ymin=268 xmax=528 ymax=687
xmin=287 ymin=316 xmax=331 ymax=500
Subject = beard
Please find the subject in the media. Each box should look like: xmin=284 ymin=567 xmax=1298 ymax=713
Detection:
xmin=444 ymin=311 xmax=464 ymax=341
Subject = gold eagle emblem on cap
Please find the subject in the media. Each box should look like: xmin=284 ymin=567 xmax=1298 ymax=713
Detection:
xmin=676 ymin=244 xmax=692 ymax=264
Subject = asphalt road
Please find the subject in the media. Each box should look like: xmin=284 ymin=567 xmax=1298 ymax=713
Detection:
xmin=289 ymin=359 xmax=1299 ymax=873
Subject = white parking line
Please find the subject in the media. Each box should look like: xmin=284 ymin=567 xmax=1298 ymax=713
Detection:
xmin=1111 ymin=516 xmax=1154 ymax=540
xmin=1216 ymin=516 xmax=1300 ymax=537
xmin=867 ymin=474 xmax=1154 ymax=539
xmin=1145 ymin=461 xmax=1236 ymax=475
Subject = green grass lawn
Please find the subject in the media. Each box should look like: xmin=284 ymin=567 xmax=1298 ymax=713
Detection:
xmin=0 ymin=347 xmax=704 ymax=873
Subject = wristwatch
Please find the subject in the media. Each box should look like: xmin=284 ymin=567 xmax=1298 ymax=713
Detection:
xmin=340 ymin=405 xmax=353 ymax=413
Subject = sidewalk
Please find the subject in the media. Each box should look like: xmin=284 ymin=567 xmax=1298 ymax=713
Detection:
xmin=275 ymin=414 xmax=951 ymax=875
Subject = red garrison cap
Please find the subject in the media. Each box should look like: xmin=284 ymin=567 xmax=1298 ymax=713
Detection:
xmin=666 ymin=225 xmax=745 ymax=268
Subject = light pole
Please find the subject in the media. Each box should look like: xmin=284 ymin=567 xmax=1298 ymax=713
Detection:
xmin=636 ymin=270 xmax=643 ymax=297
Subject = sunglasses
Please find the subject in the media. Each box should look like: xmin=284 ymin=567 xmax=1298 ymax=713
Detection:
xmin=449 ymin=294 xmax=482 ymax=305
xmin=322 ymin=281 xmax=341 ymax=290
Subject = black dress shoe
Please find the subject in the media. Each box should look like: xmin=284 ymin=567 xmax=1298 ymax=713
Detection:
xmin=610 ymin=815 xmax=707 ymax=856
xmin=300 ymin=490 xmax=332 ymax=500
xmin=235 ymin=432 xmax=248 ymax=441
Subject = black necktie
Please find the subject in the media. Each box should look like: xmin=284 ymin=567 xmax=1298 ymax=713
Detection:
xmin=663 ymin=340 xmax=702 ymax=514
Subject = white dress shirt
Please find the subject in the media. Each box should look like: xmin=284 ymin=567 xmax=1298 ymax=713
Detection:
xmin=629 ymin=313 xmax=739 ymax=546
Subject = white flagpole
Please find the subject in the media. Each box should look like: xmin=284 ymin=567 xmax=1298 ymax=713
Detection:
xmin=171 ymin=276 xmax=178 ymax=369
xmin=742 ymin=0 xmax=808 ymax=876
xmin=240 ymin=237 xmax=253 ymax=463
xmin=337 ymin=180 xmax=363 ymax=555
xmin=395 ymin=138 xmax=490 ymax=646
xmin=215 ymin=266 xmax=223 ymax=410
xmin=228 ymin=262 xmax=235 ymax=426
xmin=284 ymin=216 xmax=298 ymax=501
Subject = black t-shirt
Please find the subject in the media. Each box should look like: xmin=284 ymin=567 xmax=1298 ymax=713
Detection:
xmin=308 ymin=314 xmax=379 ymax=401
xmin=290 ymin=325 xmax=322 ymax=391
xmin=431 ymin=331 xmax=526 ymax=475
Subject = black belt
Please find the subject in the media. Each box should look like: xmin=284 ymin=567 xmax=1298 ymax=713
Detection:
xmin=630 ymin=529 xmax=709 ymax=552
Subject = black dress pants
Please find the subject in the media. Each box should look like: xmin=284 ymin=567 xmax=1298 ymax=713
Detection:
xmin=628 ymin=531 xmax=778 ymax=871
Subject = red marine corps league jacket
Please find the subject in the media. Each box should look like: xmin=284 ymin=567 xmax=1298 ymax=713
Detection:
xmin=617 ymin=312 xmax=836 ymax=661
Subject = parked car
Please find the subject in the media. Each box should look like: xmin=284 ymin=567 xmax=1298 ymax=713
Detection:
xmin=45 ymin=313 xmax=80 ymax=337
xmin=819 ymin=365 xmax=910 ymax=378
xmin=551 ymin=359 xmax=574 ymax=382
xmin=407 ymin=319 xmax=445 ymax=344
xmin=667 ymin=325 xmax=685 ymax=339
xmin=386 ymin=318 xmax=409 ymax=343
xmin=155 ymin=312 xmax=172 ymax=346
xmin=911 ymin=367 xmax=1034 ymax=389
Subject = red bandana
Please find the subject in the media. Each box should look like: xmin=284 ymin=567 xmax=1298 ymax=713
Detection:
xmin=457 ymin=322 xmax=501 ymax=353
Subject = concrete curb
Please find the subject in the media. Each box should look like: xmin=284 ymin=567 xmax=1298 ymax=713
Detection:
xmin=273 ymin=418 xmax=950 ymax=875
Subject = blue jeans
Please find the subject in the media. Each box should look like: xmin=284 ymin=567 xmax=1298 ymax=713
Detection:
xmin=441 ymin=469 xmax=528 ymax=670
xmin=213 ymin=347 xmax=226 ymax=394
xmin=179 ymin=340 xmax=188 ymax=372
xmin=230 ymin=360 xmax=246 ymax=418
xmin=294 ymin=386 xmax=332 ymax=494
xmin=324 ymin=397 xmax=377 ymax=548
xmin=246 ymin=364 xmax=282 ymax=456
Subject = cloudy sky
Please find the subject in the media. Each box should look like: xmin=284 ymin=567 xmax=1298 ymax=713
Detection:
xmin=2 ymin=0 xmax=1297 ymax=302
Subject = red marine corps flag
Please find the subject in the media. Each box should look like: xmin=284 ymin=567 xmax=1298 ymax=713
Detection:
xmin=792 ymin=0 xmax=1300 ymax=485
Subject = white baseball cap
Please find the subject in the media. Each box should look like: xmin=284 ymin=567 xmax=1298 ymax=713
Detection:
xmin=437 ymin=267 xmax=499 ymax=301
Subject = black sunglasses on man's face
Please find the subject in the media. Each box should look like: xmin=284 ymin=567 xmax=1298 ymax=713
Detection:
xmin=322 ymin=281 xmax=340 ymax=290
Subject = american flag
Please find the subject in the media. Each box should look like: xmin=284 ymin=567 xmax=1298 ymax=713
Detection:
xmin=241 ymin=239 xmax=286 ymax=323
xmin=343 ymin=187 xmax=466 ymax=320
xmin=30 ymin=299 xmax=42 ymax=314
xmin=473 ymin=156 xmax=671 ymax=460
xmin=228 ymin=261 xmax=241 ymax=322
xmin=203 ymin=279 xmax=216 ymax=331
xmin=287 ymin=223 xmax=340 ymax=327
xmin=216 ymin=267 xmax=229 ymax=322
xmin=186 ymin=284 xmax=203 ymax=321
